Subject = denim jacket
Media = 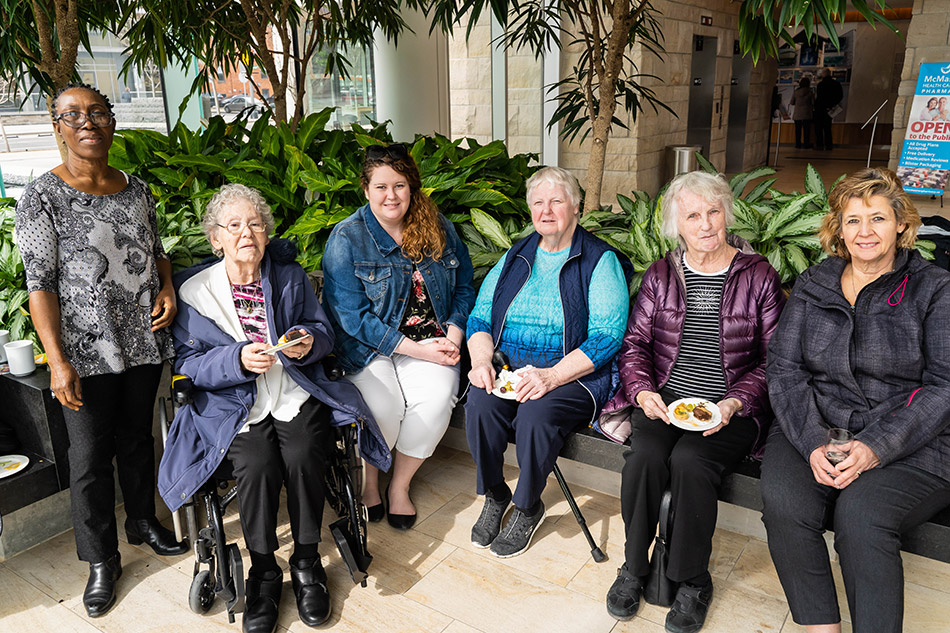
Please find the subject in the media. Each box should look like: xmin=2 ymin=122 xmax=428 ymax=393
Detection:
xmin=322 ymin=203 xmax=476 ymax=372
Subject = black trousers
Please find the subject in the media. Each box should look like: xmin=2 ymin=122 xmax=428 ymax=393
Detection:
xmin=620 ymin=387 xmax=757 ymax=582
xmin=228 ymin=397 xmax=329 ymax=554
xmin=465 ymin=382 xmax=594 ymax=509
xmin=62 ymin=363 xmax=164 ymax=563
xmin=761 ymin=426 xmax=950 ymax=631
xmin=794 ymin=120 xmax=811 ymax=148
xmin=814 ymin=110 xmax=833 ymax=149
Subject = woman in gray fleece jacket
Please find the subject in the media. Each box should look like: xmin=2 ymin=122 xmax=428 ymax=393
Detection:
xmin=762 ymin=168 xmax=950 ymax=633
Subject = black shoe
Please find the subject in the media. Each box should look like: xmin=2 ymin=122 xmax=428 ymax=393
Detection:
xmin=386 ymin=484 xmax=416 ymax=530
xmin=291 ymin=558 xmax=331 ymax=626
xmin=125 ymin=517 xmax=188 ymax=556
xmin=606 ymin=564 xmax=644 ymax=621
xmin=83 ymin=552 xmax=122 ymax=618
xmin=243 ymin=574 xmax=283 ymax=633
xmin=665 ymin=579 xmax=714 ymax=633
xmin=366 ymin=496 xmax=385 ymax=523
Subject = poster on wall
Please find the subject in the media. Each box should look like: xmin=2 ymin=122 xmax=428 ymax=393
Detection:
xmin=898 ymin=62 xmax=950 ymax=196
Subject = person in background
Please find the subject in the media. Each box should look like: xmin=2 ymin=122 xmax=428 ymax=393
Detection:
xmin=814 ymin=68 xmax=843 ymax=151
xmin=791 ymin=76 xmax=815 ymax=149
xmin=15 ymin=82 xmax=186 ymax=619
xmin=762 ymin=168 xmax=950 ymax=633
xmin=465 ymin=166 xmax=632 ymax=558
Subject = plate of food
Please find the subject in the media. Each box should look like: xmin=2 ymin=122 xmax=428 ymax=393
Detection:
xmin=491 ymin=366 xmax=533 ymax=400
xmin=0 ymin=454 xmax=29 ymax=479
xmin=667 ymin=398 xmax=721 ymax=431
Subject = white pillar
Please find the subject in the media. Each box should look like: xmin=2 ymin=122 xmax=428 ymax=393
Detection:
xmin=373 ymin=9 xmax=450 ymax=141
xmin=160 ymin=58 xmax=202 ymax=131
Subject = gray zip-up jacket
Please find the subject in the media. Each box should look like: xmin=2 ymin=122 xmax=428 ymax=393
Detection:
xmin=767 ymin=248 xmax=950 ymax=482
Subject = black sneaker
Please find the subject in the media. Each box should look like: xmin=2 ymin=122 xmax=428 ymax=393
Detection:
xmin=606 ymin=564 xmax=644 ymax=621
xmin=665 ymin=578 xmax=714 ymax=633
xmin=489 ymin=501 xmax=545 ymax=558
xmin=471 ymin=493 xmax=511 ymax=548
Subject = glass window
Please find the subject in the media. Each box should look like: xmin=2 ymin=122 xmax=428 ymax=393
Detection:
xmin=307 ymin=44 xmax=375 ymax=129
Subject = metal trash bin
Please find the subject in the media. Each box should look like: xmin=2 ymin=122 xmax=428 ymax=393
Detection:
xmin=665 ymin=145 xmax=702 ymax=182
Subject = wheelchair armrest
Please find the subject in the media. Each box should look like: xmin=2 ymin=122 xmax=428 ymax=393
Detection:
xmin=171 ymin=375 xmax=195 ymax=406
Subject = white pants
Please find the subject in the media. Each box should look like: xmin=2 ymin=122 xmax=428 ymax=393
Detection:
xmin=345 ymin=353 xmax=459 ymax=459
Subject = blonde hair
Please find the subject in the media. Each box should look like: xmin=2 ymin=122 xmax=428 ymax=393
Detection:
xmin=819 ymin=168 xmax=921 ymax=260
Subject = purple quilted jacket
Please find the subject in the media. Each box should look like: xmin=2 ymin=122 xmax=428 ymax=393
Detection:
xmin=600 ymin=236 xmax=786 ymax=452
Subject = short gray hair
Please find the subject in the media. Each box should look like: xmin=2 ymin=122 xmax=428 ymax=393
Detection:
xmin=526 ymin=166 xmax=581 ymax=211
xmin=202 ymin=183 xmax=275 ymax=257
xmin=660 ymin=171 xmax=735 ymax=247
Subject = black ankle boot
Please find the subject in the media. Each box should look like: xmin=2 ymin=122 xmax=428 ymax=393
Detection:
xmin=243 ymin=573 xmax=283 ymax=633
xmin=291 ymin=558 xmax=331 ymax=626
xmin=84 ymin=552 xmax=122 ymax=618
xmin=125 ymin=517 xmax=188 ymax=556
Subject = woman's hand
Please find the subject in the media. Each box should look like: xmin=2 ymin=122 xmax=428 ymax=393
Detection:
xmin=398 ymin=337 xmax=460 ymax=366
xmin=280 ymin=329 xmax=313 ymax=359
xmin=445 ymin=324 xmax=465 ymax=351
xmin=827 ymin=440 xmax=880 ymax=490
xmin=241 ymin=342 xmax=276 ymax=374
xmin=50 ymin=360 xmax=83 ymax=410
xmin=469 ymin=362 xmax=496 ymax=393
xmin=636 ymin=390 xmax=669 ymax=421
xmin=150 ymin=283 xmax=177 ymax=331
xmin=513 ymin=367 xmax=561 ymax=402
xmin=808 ymin=446 xmax=841 ymax=487
xmin=703 ymin=397 xmax=743 ymax=437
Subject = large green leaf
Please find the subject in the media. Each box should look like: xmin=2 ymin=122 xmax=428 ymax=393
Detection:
xmin=470 ymin=208 xmax=512 ymax=249
xmin=763 ymin=193 xmax=819 ymax=239
xmin=804 ymin=164 xmax=826 ymax=199
xmin=729 ymin=166 xmax=776 ymax=198
xmin=167 ymin=154 xmax=228 ymax=172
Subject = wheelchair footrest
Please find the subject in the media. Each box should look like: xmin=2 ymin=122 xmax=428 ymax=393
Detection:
xmin=330 ymin=518 xmax=371 ymax=585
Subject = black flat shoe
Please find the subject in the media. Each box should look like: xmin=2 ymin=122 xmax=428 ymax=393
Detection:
xmin=84 ymin=552 xmax=122 ymax=618
xmin=243 ymin=574 xmax=283 ymax=633
xmin=291 ymin=558 xmax=331 ymax=626
xmin=386 ymin=484 xmax=416 ymax=530
xmin=366 ymin=500 xmax=385 ymax=523
xmin=125 ymin=517 xmax=188 ymax=556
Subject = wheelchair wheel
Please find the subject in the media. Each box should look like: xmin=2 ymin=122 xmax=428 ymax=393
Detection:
xmin=189 ymin=570 xmax=215 ymax=613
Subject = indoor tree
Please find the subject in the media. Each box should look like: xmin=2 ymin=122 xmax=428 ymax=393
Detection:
xmin=119 ymin=0 xmax=414 ymax=130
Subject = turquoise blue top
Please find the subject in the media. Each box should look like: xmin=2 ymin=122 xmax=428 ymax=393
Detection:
xmin=468 ymin=247 xmax=628 ymax=370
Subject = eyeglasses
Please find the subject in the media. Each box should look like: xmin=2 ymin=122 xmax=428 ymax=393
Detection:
xmin=53 ymin=110 xmax=115 ymax=128
xmin=216 ymin=220 xmax=268 ymax=235
xmin=366 ymin=143 xmax=410 ymax=161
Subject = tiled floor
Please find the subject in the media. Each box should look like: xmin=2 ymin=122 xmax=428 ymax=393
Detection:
xmin=2 ymin=443 xmax=949 ymax=633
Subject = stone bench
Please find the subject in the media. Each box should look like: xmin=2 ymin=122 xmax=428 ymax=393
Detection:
xmin=449 ymin=408 xmax=950 ymax=564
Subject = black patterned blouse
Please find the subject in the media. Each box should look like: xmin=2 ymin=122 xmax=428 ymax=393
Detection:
xmin=14 ymin=171 xmax=174 ymax=377
xmin=399 ymin=266 xmax=446 ymax=341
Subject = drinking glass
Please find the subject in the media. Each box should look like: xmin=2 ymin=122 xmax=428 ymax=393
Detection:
xmin=825 ymin=428 xmax=853 ymax=465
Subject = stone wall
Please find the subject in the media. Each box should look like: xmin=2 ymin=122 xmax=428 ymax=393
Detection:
xmin=447 ymin=1 xmax=776 ymax=203
xmin=890 ymin=0 xmax=950 ymax=169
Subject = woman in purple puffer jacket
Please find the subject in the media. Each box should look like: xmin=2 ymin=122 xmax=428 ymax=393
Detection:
xmin=601 ymin=171 xmax=785 ymax=633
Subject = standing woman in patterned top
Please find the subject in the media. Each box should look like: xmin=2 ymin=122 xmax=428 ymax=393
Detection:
xmin=599 ymin=171 xmax=785 ymax=633
xmin=14 ymin=84 xmax=186 ymax=618
xmin=322 ymin=144 xmax=475 ymax=530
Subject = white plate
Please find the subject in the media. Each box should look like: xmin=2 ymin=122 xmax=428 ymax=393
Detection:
xmin=262 ymin=333 xmax=312 ymax=355
xmin=0 ymin=454 xmax=29 ymax=479
xmin=491 ymin=366 xmax=533 ymax=400
xmin=667 ymin=398 xmax=722 ymax=431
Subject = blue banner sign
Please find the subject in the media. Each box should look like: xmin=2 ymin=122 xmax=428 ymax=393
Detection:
xmin=898 ymin=62 xmax=950 ymax=195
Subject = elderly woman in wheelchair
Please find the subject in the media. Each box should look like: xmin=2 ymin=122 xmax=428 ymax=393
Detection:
xmin=158 ymin=184 xmax=387 ymax=633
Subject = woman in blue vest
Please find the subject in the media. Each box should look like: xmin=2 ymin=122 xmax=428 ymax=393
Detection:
xmin=465 ymin=166 xmax=632 ymax=558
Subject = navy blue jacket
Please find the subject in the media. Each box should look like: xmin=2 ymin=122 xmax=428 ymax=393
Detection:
xmin=158 ymin=241 xmax=390 ymax=511
xmin=489 ymin=226 xmax=634 ymax=412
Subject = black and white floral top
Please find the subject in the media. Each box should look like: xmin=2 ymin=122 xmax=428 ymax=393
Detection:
xmin=15 ymin=171 xmax=174 ymax=377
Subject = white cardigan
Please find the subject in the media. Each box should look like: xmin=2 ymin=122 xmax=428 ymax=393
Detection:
xmin=179 ymin=260 xmax=310 ymax=429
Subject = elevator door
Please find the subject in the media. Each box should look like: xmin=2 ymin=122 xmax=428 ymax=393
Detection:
xmin=686 ymin=35 xmax=717 ymax=158
xmin=726 ymin=47 xmax=753 ymax=173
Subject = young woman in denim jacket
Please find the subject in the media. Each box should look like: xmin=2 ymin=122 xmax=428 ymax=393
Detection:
xmin=322 ymin=144 xmax=475 ymax=530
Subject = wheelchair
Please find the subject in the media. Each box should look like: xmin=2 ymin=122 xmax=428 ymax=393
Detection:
xmin=159 ymin=374 xmax=372 ymax=624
